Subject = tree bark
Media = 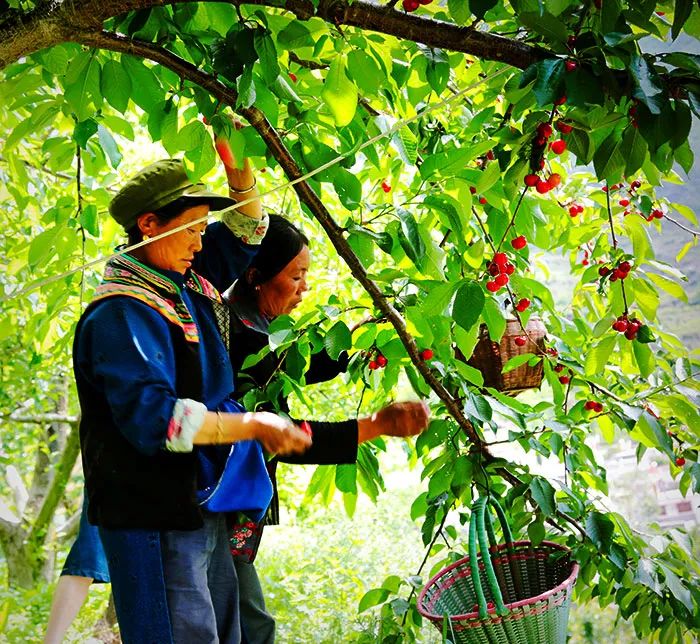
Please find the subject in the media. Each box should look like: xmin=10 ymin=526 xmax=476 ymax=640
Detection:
xmin=0 ymin=0 xmax=549 ymax=71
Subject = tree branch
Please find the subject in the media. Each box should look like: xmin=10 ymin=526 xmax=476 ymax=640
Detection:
xmin=0 ymin=0 xmax=549 ymax=71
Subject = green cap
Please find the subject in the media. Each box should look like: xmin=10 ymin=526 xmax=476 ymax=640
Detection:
xmin=109 ymin=159 xmax=236 ymax=230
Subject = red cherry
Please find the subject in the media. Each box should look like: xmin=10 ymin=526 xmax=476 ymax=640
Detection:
xmin=593 ymin=402 xmax=604 ymax=413
xmin=494 ymin=273 xmax=509 ymax=287
xmin=504 ymin=262 xmax=515 ymax=275
xmin=584 ymin=401 xmax=596 ymax=410
xmin=420 ymin=348 xmax=434 ymax=360
xmin=402 ymin=0 xmax=420 ymax=10
xmin=486 ymin=281 xmax=500 ymax=293
xmin=618 ymin=261 xmax=631 ymax=273
xmin=550 ymin=139 xmax=567 ymax=154
xmin=376 ymin=354 xmax=388 ymax=367
xmin=381 ymin=180 xmax=391 ymax=193
xmin=619 ymin=198 xmax=630 ymax=207
xmin=536 ymin=179 xmax=552 ymax=194
xmin=568 ymin=205 xmax=579 ymax=217
xmin=565 ymin=60 xmax=578 ymax=73
xmin=511 ymin=235 xmax=527 ymax=250
xmin=493 ymin=252 xmax=508 ymax=267
xmin=675 ymin=457 xmax=686 ymax=467
xmin=524 ymin=173 xmax=539 ymax=187
xmin=554 ymin=95 xmax=567 ymax=106
xmin=567 ymin=35 xmax=577 ymax=48
xmin=631 ymin=180 xmax=641 ymax=190
xmin=554 ymin=364 xmax=565 ymax=373
xmin=555 ymin=121 xmax=573 ymax=134
xmin=652 ymin=208 xmax=663 ymax=219
xmin=559 ymin=375 xmax=570 ymax=385
xmin=488 ymin=262 xmax=500 ymax=277
xmin=537 ymin=123 xmax=553 ymax=138
xmin=288 ymin=72 xmax=298 ymax=83
xmin=534 ymin=135 xmax=547 ymax=147
xmin=479 ymin=197 xmax=487 ymax=205
xmin=612 ymin=268 xmax=626 ymax=281
xmin=368 ymin=360 xmax=378 ymax=370
xmin=201 ymin=115 xmax=209 ymax=125
xmin=548 ymin=173 xmax=562 ymax=187
xmin=486 ymin=150 xmax=495 ymax=161
xmin=514 ymin=337 xmax=527 ymax=347
xmin=469 ymin=186 xmax=476 ymax=194
xmin=515 ymin=298 xmax=530 ymax=312
xmin=598 ymin=266 xmax=611 ymax=277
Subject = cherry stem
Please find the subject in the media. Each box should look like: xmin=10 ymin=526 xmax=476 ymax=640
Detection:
xmin=605 ymin=182 xmax=630 ymax=315
xmin=496 ymin=186 xmax=528 ymax=252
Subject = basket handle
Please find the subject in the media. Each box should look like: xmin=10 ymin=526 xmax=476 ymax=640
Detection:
xmin=468 ymin=497 xmax=511 ymax=619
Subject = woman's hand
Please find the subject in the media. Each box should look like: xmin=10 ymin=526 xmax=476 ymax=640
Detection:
xmin=250 ymin=411 xmax=312 ymax=455
xmin=357 ymin=401 xmax=430 ymax=443
xmin=210 ymin=114 xmax=263 ymax=220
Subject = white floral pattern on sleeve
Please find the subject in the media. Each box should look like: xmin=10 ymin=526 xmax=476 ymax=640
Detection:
xmin=221 ymin=208 xmax=269 ymax=245
xmin=165 ymin=398 xmax=207 ymax=452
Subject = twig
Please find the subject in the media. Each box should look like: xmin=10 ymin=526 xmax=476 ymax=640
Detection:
xmin=495 ymin=186 xmax=528 ymax=252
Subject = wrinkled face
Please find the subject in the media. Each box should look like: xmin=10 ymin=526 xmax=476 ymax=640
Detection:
xmin=257 ymin=246 xmax=310 ymax=318
xmin=137 ymin=205 xmax=209 ymax=274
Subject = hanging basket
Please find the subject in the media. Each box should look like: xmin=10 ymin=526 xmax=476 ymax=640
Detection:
xmin=467 ymin=318 xmax=547 ymax=394
xmin=417 ymin=497 xmax=578 ymax=644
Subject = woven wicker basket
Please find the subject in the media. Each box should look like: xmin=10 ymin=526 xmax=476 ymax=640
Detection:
xmin=467 ymin=318 xmax=546 ymax=394
xmin=417 ymin=497 xmax=578 ymax=644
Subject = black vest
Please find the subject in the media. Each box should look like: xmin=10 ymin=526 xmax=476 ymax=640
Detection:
xmin=75 ymin=299 xmax=206 ymax=531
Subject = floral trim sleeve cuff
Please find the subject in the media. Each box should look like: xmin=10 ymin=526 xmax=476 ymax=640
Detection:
xmin=165 ymin=398 xmax=207 ymax=452
xmin=221 ymin=208 xmax=269 ymax=245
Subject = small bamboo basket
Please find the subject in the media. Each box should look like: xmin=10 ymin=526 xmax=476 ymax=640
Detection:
xmin=467 ymin=318 xmax=546 ymax=394
xmin=417 ymin=497 xmax=579 ymax=644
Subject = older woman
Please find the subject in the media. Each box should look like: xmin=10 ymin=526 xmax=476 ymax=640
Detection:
xmin=223 ymin=214 xmax=430 ymax=643
xmin=73 ymin=159 xmax=310 ymax=644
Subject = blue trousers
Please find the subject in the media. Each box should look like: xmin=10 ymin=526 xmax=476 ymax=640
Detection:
xmin=161 ymin=512 xmax=240 ymax=644
xmin=100 ymin=512 xmax=239 ymax=644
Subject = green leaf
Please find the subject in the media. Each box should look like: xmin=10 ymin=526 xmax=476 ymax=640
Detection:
xmin=358 ymin=588 xmax=391 ymax=612
xmin=519 ymin=12 xmax=568 ymax=43
xmin=593 ymin=130 xmax=625 ymax=183
xmin=532 ymin=59 xmax=566 ymax=106
xmin=97 ymin=125 xmax=122 ymax=168
xmin=482 ymin=298 xmax=506 ymax=341
xmin=253 ymin=30 xmax=280 ymax=86
xmin=64 ymin=52 xmax=101 ymax=121
xmin=469 ymin=0 xmax=497 ymax=20
xmin=529 ymin=477 xmax=556 ymax=516
xmin=658 ymin=563 xmax=693 ymax=611
xmin=397 ymin=209 xmax=426 ymax=266
xmin=391 ymin=126 xmax=418 ymax=166
xmin=671 ymin=0 xmax=693 ymax=39
xmin=335 ymin=463 xmax=357 ymax=494
xmin=502 ymin=353 xmax=537 ymax=374
xmin=72 ymin=118 xmax=98 ymax=149
xmin=528 ymin=519 xmax=546 ymax=546
xmin=586 ymin=511 xmax=615 ymax=553
xmin=630 ymin=55 xmax=664 ymax=114
xmin=101 ymin=60 xmax=131 ymax=113
xmin=79 ymin=204 xmax=99 ymax=237
xmin=475 ymin=160 xmax=501 ymax=194
xmin=584 ymin=335 xmax=617 ymax=376
xmin=324 ymin=321 xmax=352 ymax=360
xmin=321 ymin=56 xmax=357 ymax=128
xmin=623 ymin=124 xmax=648 ymax=176
xmin=452 ymin=280 xmax=485 ymax=332
xmin=567 ymin=128 xmax=594 ymax=164
xmin=332 ymin=167 xmax=362 ymax=211
xmin=236 ymin=66 xmax=257 ymax=109
xmin=448 ymin=0 xmax=471 ymax=24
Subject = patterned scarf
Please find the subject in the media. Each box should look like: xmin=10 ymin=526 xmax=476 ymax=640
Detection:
xmin=92 ymin=252 xmax=223 ymax=344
